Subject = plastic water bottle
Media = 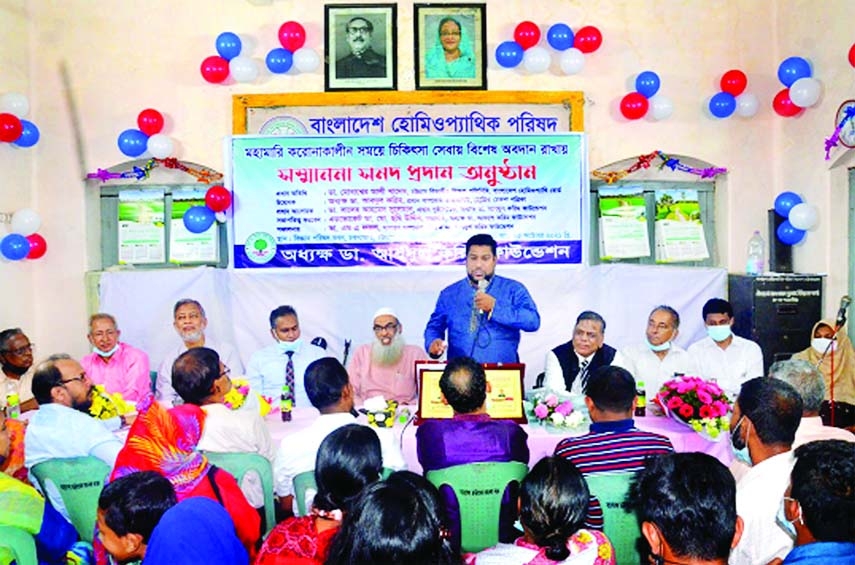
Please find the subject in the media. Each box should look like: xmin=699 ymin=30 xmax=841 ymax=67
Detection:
xmin=746 ymin=230 xmax=765 ymax=275
xmin=635 ymin=381 xmax=647 ymax=417
xmin=5 ymin=381 xmax=20 ymax=419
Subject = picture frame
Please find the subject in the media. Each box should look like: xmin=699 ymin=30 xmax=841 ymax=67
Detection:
xmin=414 ymin=3 xmax=487 ymax=91
xmin=325 ymin=3 xmax=397 ymax=92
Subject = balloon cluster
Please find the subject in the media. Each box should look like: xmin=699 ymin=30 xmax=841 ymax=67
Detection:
xmin=0 ymin=93 xmax=40 ymax=148
xmin=619 ymin=71 xmax=672 ymax=121
xmin=773 ymin=191 xmax=818 ymax=245
xmin=495 ymin=21 xmax=602 ymax=75
xmin=708 ymin=70 xmax=758 ymax=119
xmin=266 ymin=21 xmax=320 ymax=74
xmin=772 ymin=57 xmax=821 ymax=117
xmin=1 ymin=208 xmax=47 ymax=261
xmin=117 ymin=109 xmax=174 ymax=159
xmin=200 ymin=31 xmax=258 ymax=84
xmin=182 ymin=186 xmax=233 ymax=234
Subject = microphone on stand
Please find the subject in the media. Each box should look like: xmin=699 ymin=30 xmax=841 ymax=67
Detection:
xmin=835 ymin=295 xmax=851 ymax=328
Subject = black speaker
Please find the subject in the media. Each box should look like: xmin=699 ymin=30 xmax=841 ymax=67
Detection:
xmin=768 ymin=209 xmax=793 ymax=273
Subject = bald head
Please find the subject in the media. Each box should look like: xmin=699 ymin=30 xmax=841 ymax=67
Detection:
xmin=439 ymin=357 xmax=486 ymax=414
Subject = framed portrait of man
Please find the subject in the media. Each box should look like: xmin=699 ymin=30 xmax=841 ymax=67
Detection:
xmin=414 ymin=3 xmax=487 ymax=90
xmin=325 ymin=3 xmax=397 ymax=92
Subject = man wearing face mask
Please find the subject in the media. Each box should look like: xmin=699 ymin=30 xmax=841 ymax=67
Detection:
xmin=246 ymin=305 xmax=330 ymax=409
xmin=728 ymin=377 xmax=802 ymax=565
xmin=687 ymin=298 xmax=764 ymax=400
xmin=619 ymin=305 xmax=699 ymax=396
xmin=81 ymin=313 xmax=151 ymax=402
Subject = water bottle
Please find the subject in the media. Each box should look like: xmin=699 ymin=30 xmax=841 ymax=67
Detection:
xmin=5 ymin=381 xmax=20 ymax=419
xmin=635 ymin=380 xmax=647 ymax=417
xmin=746 ymin=230 xmax=765 ymax=275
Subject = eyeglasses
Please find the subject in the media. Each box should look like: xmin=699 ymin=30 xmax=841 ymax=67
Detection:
xmin=440 ymin=31 xmax=461 ymax=37
xmin=347 ymin=26 xmax=371 ymax=34
xmin=373 ymin=322 xmax=399 ymax=334
xmin=4 ymin=343 xmax=33 ymax=356
xmin=220 ymin=367 xmax=231 ymax=378
xmin=60 ymin=373 xmax=86 ymax=385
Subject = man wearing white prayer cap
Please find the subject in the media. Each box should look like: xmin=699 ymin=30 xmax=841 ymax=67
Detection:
xmin=346 ymin=307 xmax=429 ymax=405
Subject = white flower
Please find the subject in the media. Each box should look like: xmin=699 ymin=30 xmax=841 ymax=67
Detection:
xmin=374 ymin=412 xmax=386 ymax=423
xmin=565 ymin=412 xmax=585 ymax=428
xmin=549 ymin=412 xmax=565 ymax=426
xmin=363 ymin=395 xmax=387 ymax=412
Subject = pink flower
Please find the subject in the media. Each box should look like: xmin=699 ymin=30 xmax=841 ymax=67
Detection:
xmin=666 ymin=381 xmax=679 ymax=390
xmin=534 ymin=404 xmax=549 ymax=419
xmin=675 ymin=381 xmax=694 ymax=394
xmin=544 ymin=394 xmax=559 ymax=408
xmin=699 ymin=405 xmax=712 ymax=419
xmin=667 ymin=396 xmax=684 ymax=409
xmin=713 ymin=400 xmax=730 ymax=417
xmin=678 ymin=403 xmax=695 ymax=419
xmin=697 ymin=390 xmax=713 ymax=405
xmin=555 ymin=401 xmax=573 ymax=416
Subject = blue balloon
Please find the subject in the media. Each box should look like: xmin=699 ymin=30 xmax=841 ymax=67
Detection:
xmin=777 ymin=56 xmax=811 ymax=87
xmin=266 ymin=48 xmax=293 ymax=74
xmin=774 ymin=191 xmax=803 ymax=217
xmin=709 ymin=92 xmax=737 ymax=118
xmin=183 ymin=206 xmax=216 ymax=234
xmin=495 ymin=41 xmax=524 ymax=68
xmin=12 ymin=120 xmax=39 ymax=148
xmin=635 ymin=71 xmax=661 ymax=99
xmin=546 ymin=23 xmax=574 ymax=51
xmin=1 ymin=234 xmax=30 ymax=261
xmin=216 ymin=32 xmax=242 ymax=61
xmin=117 ymin=129 xmax=149 ymax=158
xmin=777 ymin=220 xmax=806 ymax=246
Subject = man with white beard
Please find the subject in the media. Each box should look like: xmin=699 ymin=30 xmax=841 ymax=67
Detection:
xmin=347 ymin=307 xmax=428 ymax=405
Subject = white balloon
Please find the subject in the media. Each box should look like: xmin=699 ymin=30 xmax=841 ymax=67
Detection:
xmin=147 ymin=134 xmax=174 ymax=159
xmin=293 ymin=48 xmax=320 ymax=73
xmin=735 ymin=92 xmax=759 ymax=117
xmin=522 ymin=46 xmax=551 ymax=74
xmin=11 ymin=208 xmax=41 ymax=236
xmin=789 ymin=77 xmax=821 ymax=108
xmin=559 ymin=48 xmax=585 ymax=75
xmin=229 ymin=55 xmax=259 ymax=83
xmin=649 ymin=94 xmax=674 ymax=121
xmin=215 ymin=212 xmax=227 ymax=223
xmin=788 ymin=203 xmax=818 ymax=230
xmin=0 ymin=92 xmax=29 ymax=118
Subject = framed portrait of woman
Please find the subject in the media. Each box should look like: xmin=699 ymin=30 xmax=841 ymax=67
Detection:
xmin=325 ymin=3 xmax=397 ymax=92
xmin=414 ymin=3 xmax=486 ymax=90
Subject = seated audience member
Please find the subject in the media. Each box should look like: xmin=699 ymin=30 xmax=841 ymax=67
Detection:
xmin=0 ymin=327 xmax=37 ymax=412
xmin=96 ymin=471 xmax=177 ymax=564
xmin=81 ymin=313 xmax=151 ymax=402
xmin=171 ymin=347 xmax=275 ymax=508
xmin=156 ymin=298 xmax=243 ymax=406
xmin=273 ymin=358 xmax=404 ymax=515
xmin=770 ymin=440 xmax=855 ymax=565
xmin=1 ymin=411 xmax=85 ymax=565
xmin=145 ymin=497 xmax=249 ymax=565
xmin=324 ymin=470 xmax=459 ymax=565
xmin=347 ymin=307 xmax=428 ymax=405
xmin=417 ymin=356 xmax=529 ymax=548
xmin=25 ymin=354 xmax=124 ymax=518
xmin=793 ymin=318 xmax=855 ymax=430
xmin=543 ymin=311 xmax=626 ymax=395
xmin=474 ymin=456 xmax=616 ymax=565
xmin=728 ymin=377 xmax=803 ymax=565
xmin=630 ymin=452 xmax=743 ymax=565
xmin=110 ymin=394 xmax=260 ymax=557
xmin=619 ymin=305 xmax=699 ymax=395
xmin=258 ymin=424 xmax=382 ymax=564
xmin=1 ymin=406 xmax=27 ymax=482
xmin=246 ymin=305 xmax=329 ymax=409
xmin=687 ymin=298 xmax=764 ymax=399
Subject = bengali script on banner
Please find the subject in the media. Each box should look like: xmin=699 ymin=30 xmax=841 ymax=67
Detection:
xmin=231 ymin=133 xmax=584 ymax=268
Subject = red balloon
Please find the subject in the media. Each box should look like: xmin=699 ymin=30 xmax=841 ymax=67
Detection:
xmin=278 ymin=21 xmax=306 ymax=52
xmin=25 ymin=233 xmax=47 ymax=260
xmin=513 ymin=21 xmax=541 ymax=50
xmin=200 ymin=55 xmax=230 ymax=84
xmin=849 ymin=43 xmax=855 ymax=68
xmin=720 ymin=69 xmax=747 ymax=96
xmin=620 ymin=92 xmax=649 ymax=120
xmin=772 ymin=88 xmax=802 ymax=117
xmin=205 ymin=185 xmax=232 ymax=213
xmin=137 ymin=108 xmax=164 ymax=136
xmin=574 ymin=25 xmax=603 ymax=54
xmin=0 ymin=112 xmax=23 ymax=143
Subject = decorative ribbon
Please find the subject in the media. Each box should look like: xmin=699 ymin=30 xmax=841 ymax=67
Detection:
xmin=592 ymin=150 xmax=728 ymax=184
xmin=86 ymin=158 xmax=223 ymax=184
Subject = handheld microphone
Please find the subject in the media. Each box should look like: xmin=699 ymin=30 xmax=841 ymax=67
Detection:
xmin=836 ymin=295 xmax=851 ymax=328
xmin=477 ymin=278 xmax=488 ymax=314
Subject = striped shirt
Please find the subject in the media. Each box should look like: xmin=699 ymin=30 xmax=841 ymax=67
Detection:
xmin=554 ymin=419 xmax=674 ymax=474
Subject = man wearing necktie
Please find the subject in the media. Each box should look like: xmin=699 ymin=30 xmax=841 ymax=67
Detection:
xmin=543 ymin=311 xmax=626 ymax=394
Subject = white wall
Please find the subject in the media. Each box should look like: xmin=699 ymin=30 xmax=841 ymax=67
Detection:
xmin=1 ymin=0 xmax=850 ymax=359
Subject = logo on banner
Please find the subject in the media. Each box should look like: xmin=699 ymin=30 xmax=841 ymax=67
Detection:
xmin=244 ymin=232 xmax=277 ymax=265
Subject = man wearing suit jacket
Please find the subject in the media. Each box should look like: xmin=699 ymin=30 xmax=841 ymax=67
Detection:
xmin=543 ymin=311 xmax=626 ymax=394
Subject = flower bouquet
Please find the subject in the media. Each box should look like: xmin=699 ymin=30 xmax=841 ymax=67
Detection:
xmin=89 ymin=385 xmax=135 ymax=420
xmin=224 ymin=379 xmax=272 ymax=417
xmin=526 ymin=392 xmax=586 ymax=431
xmin=362 ymin=395 xmax=398 ymax=428
xmin=655 ymin=376 xmax=731 ymax=441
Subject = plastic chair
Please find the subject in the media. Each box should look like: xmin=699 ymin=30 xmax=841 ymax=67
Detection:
xmin=30 ymin=456 xmax=111 ymax=543
xmin=149 ymin=371 xmax=157 ymax=394
xmin=584 ymin=472 xmax=642 ymax=565
xmin=426 ymin=461 xmax=528 ymax=553
xmin=0 ymin=525 xmax=37 ymax=565
xmin=292 ymin=466 xmax=396 ymax=517
xmin=203 ymin=451 xmax=276 ymax=534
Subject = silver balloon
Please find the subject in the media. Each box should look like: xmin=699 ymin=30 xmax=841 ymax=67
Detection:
xmin=789 ymin=77 xmax=821 ymax=108
xmin=787 ymin=203 xmax=818 ymax=230
xmin=558 ymin=48 xmax=585 ymax=75
xmin=522 ymin=47 xmax=551 ymax=74
xmin=735 ymin=93 xmax=759 ymax=117
xmin=649 ymin=94 xmax=674 ymax=121
xmin=147 ymin=134 xmax=174 ymax=159
xmin=229 ymin=55 xmax=259 ymax=83
xmin=11 ymin=208 xmax=41 ymax=236
xmin=0 ymin=92 xmax=29 ymax=118
xmin=293 ymin=48 xmax=320 ymax=73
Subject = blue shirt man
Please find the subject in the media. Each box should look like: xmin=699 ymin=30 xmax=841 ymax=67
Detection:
xmin=424 ymin=234 xmax=540 ymax=364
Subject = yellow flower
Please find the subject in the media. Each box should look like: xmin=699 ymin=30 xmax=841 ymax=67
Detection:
xmin=576 ymin=531 xmax=593 ymax=543
xmin=88 ymin=385 xmax=132 ymax=420
xmin=598 ymin=544 xmax=612 ymax=559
